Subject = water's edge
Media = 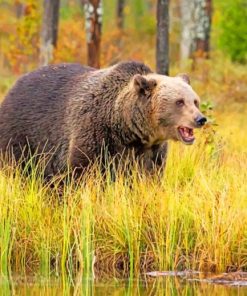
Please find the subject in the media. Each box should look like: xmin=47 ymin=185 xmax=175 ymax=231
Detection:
xmin=1 ymin=271 xmax=247 ymax=295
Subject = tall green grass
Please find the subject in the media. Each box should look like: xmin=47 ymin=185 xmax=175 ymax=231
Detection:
xmin=0 ymin=110 xmax=246 ymax=277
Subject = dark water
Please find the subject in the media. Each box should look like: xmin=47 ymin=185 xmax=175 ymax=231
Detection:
xmin=1 ymin=275 xmax=247 ymax=295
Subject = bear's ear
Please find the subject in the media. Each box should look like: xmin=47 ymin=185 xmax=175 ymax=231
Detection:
xmin=133 ymin=74 xmax=157 ymax=96
xmin=176 ymin=73 xmax=190 ymax=85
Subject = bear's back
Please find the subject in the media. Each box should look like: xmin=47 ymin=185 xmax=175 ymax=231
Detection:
xmin=0 ymin=63 xmax=95 ymax=154
xmin=0 ymin=63 xmax=94 ymax=109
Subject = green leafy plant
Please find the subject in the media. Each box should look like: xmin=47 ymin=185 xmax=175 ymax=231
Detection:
xmin=217 ymin=0 xmax=247 ymax=63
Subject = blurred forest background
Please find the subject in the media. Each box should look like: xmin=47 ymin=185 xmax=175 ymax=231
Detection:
xmin=0 ymin=0 xmax=246 ymax=75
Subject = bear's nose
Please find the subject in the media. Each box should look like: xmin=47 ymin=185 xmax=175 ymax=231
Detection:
xmin=195 ymin=116 xmax=207 ymax=126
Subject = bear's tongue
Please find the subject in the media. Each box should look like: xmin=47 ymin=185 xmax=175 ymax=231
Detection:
xmin=178 ymin=127 xmax=195 ymax=143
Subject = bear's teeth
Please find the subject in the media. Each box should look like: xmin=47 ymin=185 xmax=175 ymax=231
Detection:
xmin=178 ymin=127 xmax=194 ymax=141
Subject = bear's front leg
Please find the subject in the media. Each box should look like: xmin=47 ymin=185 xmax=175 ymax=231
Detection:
xmin=142 ymin=142 xmax=168 ymax=176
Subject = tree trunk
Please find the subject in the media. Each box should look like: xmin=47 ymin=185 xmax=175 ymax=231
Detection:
xmin=84 ymin=0 xmax=103 ymax=68
xmin=180 ymin=0 xmax=194 ymax=60
xmin=116 ymin=0 xmax=125 ymax=29
xmin=156 ymin=0 xmax=169 ymax=75
xmin=40 ymin=0 xmax=60 ymax=66
xmin=156 ymin=0 xmax=169 ymax=166
xmin=193 ymin=0 xmax=212 ymax=58
xmin=14 ymin=0 xmax=25 ymax=19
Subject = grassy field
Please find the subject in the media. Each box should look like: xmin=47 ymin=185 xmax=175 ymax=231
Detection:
xmin=0 ymin=56 xmax=246 ymax=278
xmin=0 ymin=1 xmax=246 ymax=278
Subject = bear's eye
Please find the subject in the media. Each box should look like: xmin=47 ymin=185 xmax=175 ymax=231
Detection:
xmin=176 ymin=99 xmax=185 ymax=107
xmin=194 ymin=100 xmax=199 ymax=107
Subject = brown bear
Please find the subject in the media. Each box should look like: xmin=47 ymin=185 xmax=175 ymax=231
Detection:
xmin=0 ymin=61 xmax=206 ymax=177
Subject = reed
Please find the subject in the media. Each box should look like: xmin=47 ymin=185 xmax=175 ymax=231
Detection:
xmin=0 ymin=107 xmax=246 ymax=277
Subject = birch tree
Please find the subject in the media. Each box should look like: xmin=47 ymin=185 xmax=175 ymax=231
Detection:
xmin=180 ymin=0 xmax=212 ymax=60
xmin=40 ymin=0 xmax=60 ymax=66
xmin=84 ymin=0 xmax=103 ymax=68
xmin=180 ymin=0 xmax=194 ymax=60
xmin=193 ymin=0 xmax=212 ymax=58
xmin=156 ymin=0 xmax=169 ymax=75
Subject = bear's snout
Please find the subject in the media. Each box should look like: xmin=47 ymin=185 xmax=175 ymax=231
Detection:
xmin=195 ymin=115 xmax=207 ymax=127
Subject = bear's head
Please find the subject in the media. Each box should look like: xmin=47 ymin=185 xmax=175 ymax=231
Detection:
xmin=133 ymin=73 xmax=207 ymax=145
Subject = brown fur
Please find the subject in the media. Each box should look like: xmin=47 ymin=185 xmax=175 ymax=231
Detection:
xmin=0 ymin=61 xmax=205 ymax=177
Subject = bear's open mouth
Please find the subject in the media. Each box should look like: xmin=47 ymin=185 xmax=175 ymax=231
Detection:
xmin=178 ymin=126 xmax=195 ymax=144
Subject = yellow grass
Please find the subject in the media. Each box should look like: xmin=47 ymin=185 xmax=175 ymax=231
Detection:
xmin=0 ymin=102 xmax=246 ymax=277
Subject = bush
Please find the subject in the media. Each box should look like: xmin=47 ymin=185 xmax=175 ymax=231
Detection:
xmin=217 ymin=0 xmax=247 ymax=63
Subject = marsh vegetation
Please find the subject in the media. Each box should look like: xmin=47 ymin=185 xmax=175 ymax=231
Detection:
xmin=0 ymin=1 xmax=246 ymax=292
